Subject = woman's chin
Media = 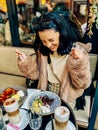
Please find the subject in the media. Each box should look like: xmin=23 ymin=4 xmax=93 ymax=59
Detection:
xmin=50 ymin=47 xmax=57 ymax=52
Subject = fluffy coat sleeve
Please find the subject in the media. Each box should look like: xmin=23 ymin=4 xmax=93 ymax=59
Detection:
xmin=60 ymin=42 xmax=92 ymax=102
xmin=18 ymin=54 xmax=39 ymax=80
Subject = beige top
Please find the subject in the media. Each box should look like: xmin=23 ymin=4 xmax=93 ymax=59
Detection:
xmin=47 ymin=52 xmax=68 ymax=83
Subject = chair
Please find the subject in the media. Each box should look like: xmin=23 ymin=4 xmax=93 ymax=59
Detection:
xmin=88 ymin=77 xmax=98 ymax=130
xmin=69 ymin=54 xmax=98 ymax=128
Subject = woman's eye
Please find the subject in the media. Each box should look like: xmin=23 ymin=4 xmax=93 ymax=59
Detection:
xmin=42 ymin=41 xmax=46 ymax=44
xmin=50 ymin=39 xmax=54 ymax=42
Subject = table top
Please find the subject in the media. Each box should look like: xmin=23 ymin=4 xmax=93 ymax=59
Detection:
xmin=3 ymin=88 xmax=78 ymax=130
xmin=21 ymin=39 xmax=33 ymax=45
xmin=22 ymin=89 xmax=78 ymax=130
xmin=24 ymin=102 xmax=78 ymax=130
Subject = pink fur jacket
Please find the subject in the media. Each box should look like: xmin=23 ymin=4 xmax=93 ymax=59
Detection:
xmin=18 ymin=42 xmax=92 ymax=103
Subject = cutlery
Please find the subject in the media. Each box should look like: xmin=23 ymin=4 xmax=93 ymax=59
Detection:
xmin=20 ymin=108 xmax=28 ymax=111
xmin=20 ymin=108 xmax=31 ymax=113
xmin=51 ymin=114 xmax=54 ymax=130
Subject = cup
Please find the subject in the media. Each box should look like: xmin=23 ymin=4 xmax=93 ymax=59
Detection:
xmin=0 ymin=108 xmax=5 ymax=130
xmin=3 ymin=97 xmax=21 ymax=124
xmin=54 ymin=106 xmax=70 ymax=130
xmin=28 ymin=107 xmax=42 ymax=130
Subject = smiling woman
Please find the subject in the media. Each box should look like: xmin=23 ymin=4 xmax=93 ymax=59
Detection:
xmin=38 ymin=29 xmax=60 ymax=52
xmin=16 ymin=11 xmax=91 ymax=112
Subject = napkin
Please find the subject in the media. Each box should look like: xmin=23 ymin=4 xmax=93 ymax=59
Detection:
xmin=6 ymin=123 xmax=20 ymax=130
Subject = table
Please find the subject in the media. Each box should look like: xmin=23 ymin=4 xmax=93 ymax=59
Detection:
xmin=20 ymin=39 xmax=34 ymax=48
xmin=21 ymin=39 xmax=33 ymax=45
xmin=3 ymin=89 xmax=78 ymax=130
xmin=22 ymin=89 xmax=78 ymax=130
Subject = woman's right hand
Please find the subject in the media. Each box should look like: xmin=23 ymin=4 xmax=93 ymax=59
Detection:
xmin=16 ymin=49 xmax=27 ymax=63
xmin=70 ymin=47 xmax=83 ymax=59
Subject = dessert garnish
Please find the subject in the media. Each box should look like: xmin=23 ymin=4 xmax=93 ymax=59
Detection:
xmin=32 ymin=95 xmax=54 ymax=113
xmin=0 ymin=87 xmax=24 ymax=105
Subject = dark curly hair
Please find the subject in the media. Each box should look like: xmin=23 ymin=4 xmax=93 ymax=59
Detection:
xmin=32 ymin=12 xmax=82 ymax=57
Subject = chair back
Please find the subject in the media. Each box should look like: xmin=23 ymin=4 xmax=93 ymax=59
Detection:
xmin=89 ymin=54 xmax=98 ymax=80
xmin=88 ymin=77 xmax=98 ymax=130
xmin=71 ymin=54 xmax=98 ymax=128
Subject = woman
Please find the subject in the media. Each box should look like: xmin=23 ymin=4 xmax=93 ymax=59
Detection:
xmin=16 ymin=12 xmax=91 ymax=105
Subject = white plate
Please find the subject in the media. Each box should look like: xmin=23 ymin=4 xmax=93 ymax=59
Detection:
xmin=28 ymin=91 xmax=61 ymax=115
xmin=4 ymin=109 xmax=29 ymax=130
xmin=0 ymin=86 xmax=27 ymax=111
xmin=45 ymin=119 xmax=76 ymax=130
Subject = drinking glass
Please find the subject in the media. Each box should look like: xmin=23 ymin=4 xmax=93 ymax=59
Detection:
xmin=3 ymin=97 xmax=21 ymax=124
xmin=28 ymin=107 xmax=42 ymax=130
xmin=54 ymin=106 xmax=70 ymax=130
xmin=30 ymin=33 xmax=36 ymax=41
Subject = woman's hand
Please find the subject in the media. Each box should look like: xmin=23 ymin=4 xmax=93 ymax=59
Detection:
xmin=70 ymin=48 xmax=83 ymax=59
xmin=16 ymin=49 xmax=27 ymax=62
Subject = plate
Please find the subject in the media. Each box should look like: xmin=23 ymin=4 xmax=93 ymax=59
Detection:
xmin=4 ymin=109 xmax=29 ymax=130
xmin=28 ymin=91 xmax=61 ymax=115
xmin=45 ymin=119 xmax=76 ymax=130
xmin=0 ymin=86 xmax=27 ymax=111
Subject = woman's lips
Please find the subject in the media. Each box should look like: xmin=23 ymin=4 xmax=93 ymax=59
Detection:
xmin=50 ymin=45 xmax=56 ymax=50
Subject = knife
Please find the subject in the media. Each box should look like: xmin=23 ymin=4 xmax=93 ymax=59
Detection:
xmin=51 ymin=114 xmax=54 ymax=130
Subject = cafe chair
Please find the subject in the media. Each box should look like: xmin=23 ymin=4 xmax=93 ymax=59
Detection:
xmin=88 ymin=77 xmax=98 ymax=130
xmin=69 ymin=53 xmax=98 ymax=128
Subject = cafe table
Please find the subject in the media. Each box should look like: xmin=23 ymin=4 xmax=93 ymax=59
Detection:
xmin=21 ymin=39 xmax=33 ymax=45
xmin=20 ymin=88 xmax=78 ymax=130
xmin=4 ymin=88 xmax=78 ymax=130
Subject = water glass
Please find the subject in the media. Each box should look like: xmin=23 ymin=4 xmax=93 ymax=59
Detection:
xmin=28 ymin=107 xmax=42 ymax=130
xmin=0 ymin=108 xmax=5 ymax=130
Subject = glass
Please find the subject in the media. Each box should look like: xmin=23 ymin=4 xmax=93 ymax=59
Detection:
xmin=30 ymin=33 xmax=36 ymax=41
xmin=54 ymin=106 xmax=70 ymax=130
xmin=0 ymin=108 xmax=5 ymax=130
xmin=28 ymin=107 xmax=42 ymax=130
xmin=3 ymin=97 xmax=21 ymax=124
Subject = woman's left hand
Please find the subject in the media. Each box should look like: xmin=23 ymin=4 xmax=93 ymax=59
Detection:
xmin=70 ymin=48 xmax=83 ymax=59
xmin=16 ymin=49 xmax=27 ymax=63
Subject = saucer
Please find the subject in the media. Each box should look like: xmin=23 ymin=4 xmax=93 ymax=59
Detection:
xmin=45 ymin=119 xmax=76 ymax=130
xmin=4 ymin=109 xmax=29 ymax=129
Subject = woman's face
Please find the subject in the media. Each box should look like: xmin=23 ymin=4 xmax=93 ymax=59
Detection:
xmin=38 ymin=29 xmax=60 ymax=52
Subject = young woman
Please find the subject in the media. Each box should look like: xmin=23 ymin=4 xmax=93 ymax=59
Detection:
xmin=16 ymin=12 xmax=91 ymax=106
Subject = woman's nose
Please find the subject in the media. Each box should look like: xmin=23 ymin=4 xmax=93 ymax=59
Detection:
xmin=46 ymin=42 xmax=52 ymax=48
